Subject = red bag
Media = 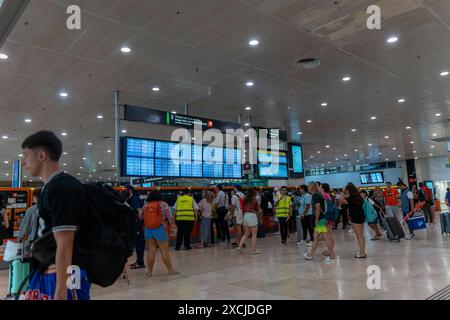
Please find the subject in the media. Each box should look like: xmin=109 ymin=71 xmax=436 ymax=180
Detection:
xmin=143 ymin=202 xmax=163 ymax=229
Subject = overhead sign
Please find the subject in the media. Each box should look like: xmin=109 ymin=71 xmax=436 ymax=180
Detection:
xmin=124 ymin=105 xmax=240 ymax=133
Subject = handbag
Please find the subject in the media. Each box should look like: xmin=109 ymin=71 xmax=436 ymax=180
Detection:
xmin=30 ymin=232 xmax=57 ymax=266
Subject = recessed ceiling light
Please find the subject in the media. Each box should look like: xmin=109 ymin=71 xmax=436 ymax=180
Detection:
xmin=357 ymin=160 xmax=360 ymax=163
xmin=24 ymin=118 xmax=32 ymax=123
xmin=325 ymin=145 xmax=330 ymax=148
xmin=328 ymin=161 xmax=331 ymax=164
xmin=440 ymin=71 xmax=449 ymax=77
xmin=287 ymin=106 xmax=291 ymax=109
xmin=368 ymin=143 xmax=372 ymax=146
xmin=431 ymin=145 xmax=435 ymax=148
xmin=342 ymin=76 xmax=351 ymax=82
xmin=335 ymin=158 xmax=339 ymax=161
xmin=87 ymin=142 xmax=92 ymax=146
xmin=77 ymin=173 xmax=81 ymax=176
xmin=152 ymin=87 xmax=160 ymax=92
xmin=4 ymin=161 xmax=8 ymax=164
xmin=61 ymin=132 xmax=67 ymax=136
xmin=344 ymin=154 xmax=348 ymax=157
xmin=96 ymin=115 xmax=104 ymax=119
xmin=398 ymin=99 xmax=405 ymax=103
xmin=245 ymin=106 xmax=252 ymax=111
xmin=93 ymin=169 xmax=96 ymax=172
xmin=192 ymin=137 xmax=196 ymax=140
xmin=121 ymin=129 xmax=127 ymax=133
xmin=63 ymin=152 xmax=67 ymax=155
xmin=351 ymin=129 xmax=356 ymax=132
xmin=18 ymin=154 xmax=23 ymax=157
xmin=80 ymin=167 xmax=83 ymax=169
xmin=321 ymin=164 xmax=325 ymax=167
xmin=82 ymin=157 xmax=87 ymax=160
xmin=107 ymin=150 xmax=112 ymax=153
xmin=392 ymin=147 xmax=397 ymax=150
xmin=406 ymin=126 xmax=411 ymax=130
xmin=112 ymin=165 xmax=115 ymax=168
xmin=171 ymin=111 xmax=177 ymax=114
xmin=63 ymin=163 xmax=67 ymax=166
xmin=120 ymin=47 xmax=131 ymax=53
xmin=249 ymin=39 xmax=259 ymax=46
xmin=2 ymin=136 xmax=8 ymax=139
xmin=398 ymin=155 xmax=402 ymax=158
xmin=370 ymin=116 xmax=377 ymax=120
xmin=246 ymin=81 xmax=254 ymax=87
xmin=307 ymin=120 xmax=312 ymax=123
xmin=414 ymin=157 xmax=418 ymax=160
xmin=298 ymin=132 xmax=302 ymax=135
xmin=5 ymin=173 xmax=9 ymax=176
xmin=384 ymin=136 xmax=389 ymax=139
xmin=59 ymin=92 xmax=68 ymax=98
xmin=410 ymin=141 xmax=414 ymax=144
xmin=317 ymin=151 xmax=321 ymax=154
xmin=244 ymin=123 xmax=250 ymax=127
xmin=98 ymin=162 xmax=102 ymax=165
xmin=379 ymin=152 xmax=382 ymax=155
xmin=367 ymin=156 xmax=370 ymax=159
xmin=0 ymin=53 xmax=8 ymax=60
xmin=386 ymin=158 xmax=389 ymax=161
xmin=413 ymin=151 xmax=417 ymax=154
xmin=429 ymin=153 xmax=433 ymax=156
xmin=321 ymin=102 xmax=328 ymax=107
xmin=354 ymin=149 xmax=358 ymax=152
xmin=435 ymin=113 xmax=442 ymax=117
xmin=433 ymin=133 xmax=438 ymax=137
xmin=387 ymin=36 xmax=399 ymax=44
xmin=310 ymin=156 xmax=314 ymax=158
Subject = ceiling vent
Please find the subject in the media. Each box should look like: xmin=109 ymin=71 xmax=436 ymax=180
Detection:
xmin=296 ymin=58 xmax=321 ymax=70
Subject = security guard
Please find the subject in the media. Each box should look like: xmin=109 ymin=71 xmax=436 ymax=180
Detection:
xmin=174 ymin=188 xmax=198 ymax=250
xmin=274 ymin=186 xmax=292 ymax=245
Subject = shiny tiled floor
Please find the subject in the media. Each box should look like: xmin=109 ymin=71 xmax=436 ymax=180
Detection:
xmin=1 ymin=222 xmax=450 ymax=300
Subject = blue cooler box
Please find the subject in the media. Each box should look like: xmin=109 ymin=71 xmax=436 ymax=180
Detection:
xmin=408 ymin=215 xmax=427 ymax=231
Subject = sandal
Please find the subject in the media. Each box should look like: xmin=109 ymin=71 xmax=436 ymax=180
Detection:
xmin=130 ymin=263 xmax=145 ymax=269
xmin=354 ymin=254 xmax=367 ymax=259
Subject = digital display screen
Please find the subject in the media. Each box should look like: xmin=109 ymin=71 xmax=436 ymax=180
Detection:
xmin=257 ymin=149 xmax=289 ymax=179
xmin=360 ymin=172 xmax=384 ymax=184
xmin=121 ymin=137 xmax=242 ymax=178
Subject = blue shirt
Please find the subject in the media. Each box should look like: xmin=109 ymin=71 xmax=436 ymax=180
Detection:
xmin=299 ymin=193 xmax=313 ymax=216
xmin=446 ymin=191 xmax=450 ymax=203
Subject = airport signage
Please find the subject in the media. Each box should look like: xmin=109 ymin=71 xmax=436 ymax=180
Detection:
xmin=124 ymin=105 xmax=241 ymax=133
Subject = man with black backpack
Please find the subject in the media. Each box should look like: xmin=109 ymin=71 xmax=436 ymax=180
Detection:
xmin=21 ymin=131 xmax=90 ymax=300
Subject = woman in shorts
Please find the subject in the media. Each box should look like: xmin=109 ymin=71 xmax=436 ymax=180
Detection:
xmin=238 ymin=188 xmax=261 ymax=255
xmin=143 ymin=190 xmax=179 ymax=277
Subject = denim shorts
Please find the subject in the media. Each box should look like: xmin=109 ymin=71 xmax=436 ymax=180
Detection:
xmin=243 ymin=212 xmax=258 ymax=227
xmin=144 ymin=225 xmax=168 ymax=241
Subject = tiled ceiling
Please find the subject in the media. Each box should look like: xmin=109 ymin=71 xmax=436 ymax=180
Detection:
xmin=0 ymin=0 xmax=449 ymax=182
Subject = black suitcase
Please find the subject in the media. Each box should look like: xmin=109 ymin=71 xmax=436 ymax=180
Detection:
xmin=257 ymin=223 xmax=265 ymax=238
xmin=380 ymin=211 xmax=405 ymax=242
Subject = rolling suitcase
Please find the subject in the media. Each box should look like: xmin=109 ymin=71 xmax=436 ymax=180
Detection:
xmin=380 ymin=211 xmax=405 ymax=242
xmin=440 ymin=212 xmax=450 ymax=235
xmin=257 ymin=223 xmax=265 ymax=238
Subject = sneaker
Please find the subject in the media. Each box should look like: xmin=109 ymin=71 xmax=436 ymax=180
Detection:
xmin=324 ymin=256 xmax=337 ymax=262
xmin=303 ymin=253 xmax=313 ymax=260
xmin=307 ymin=242 xmax=313 ymax=247
xmin=348 ymin=229 xmax=354 ymax=233
xmin=297 ymin=241 xmax=304 ymax=245
xmin=236 ymin=247 xmax=242 ymax=253
xmin=252 ymin=250 xmax=261 ymax=255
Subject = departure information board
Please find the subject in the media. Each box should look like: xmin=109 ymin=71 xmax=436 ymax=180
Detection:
xmin=288 ymin=143 xmax=304 ymax=178
xmin=121 ymin=137 xmax=242 ymax=178
xmin=257 ymin=149 xmax=289 ymax=179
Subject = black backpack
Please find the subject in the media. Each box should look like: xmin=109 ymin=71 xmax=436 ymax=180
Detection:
xmin=32 ymin=183 xmax=136 ymax=288
xmin=76 ymin=184 xmax=136 ymax=287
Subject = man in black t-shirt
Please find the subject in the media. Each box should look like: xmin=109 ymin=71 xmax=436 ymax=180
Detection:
xmin=21 ymin=130 xmax=90 ymax=300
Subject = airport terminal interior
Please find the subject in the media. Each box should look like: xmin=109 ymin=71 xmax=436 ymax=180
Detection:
xmin=0 ymin=0 xmax=450 ymax=301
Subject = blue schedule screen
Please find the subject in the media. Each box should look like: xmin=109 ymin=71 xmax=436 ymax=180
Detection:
xmin=291 ymin=145 xmax=304 ymax=173
xmin=257 ymin=149 xmax=289 ymax=179
xmin=121 ymin=137 xmax=242 ymax=178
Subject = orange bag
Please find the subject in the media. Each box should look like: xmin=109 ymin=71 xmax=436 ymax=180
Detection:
xmin=143 ymin=202 xmax=162 ymax=229
xmin=435 ymin=199 xmax=441 ymax=212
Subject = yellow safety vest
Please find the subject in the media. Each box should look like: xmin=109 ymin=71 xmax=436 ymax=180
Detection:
xmin=276 ymin=195 xmax=291 ymax=218
xmin=175 ymin=195 xmax=195 ymax=221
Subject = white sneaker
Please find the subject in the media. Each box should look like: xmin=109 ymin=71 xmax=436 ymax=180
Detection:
xmin=348 ymin=229 xmax=354 ymax=233
xmin=307 ymin=242 xmax=313 ymax=247
xmin=324 ymin=256 xmax=337 ymax=262
xmin=303 ymin=252 xmax=313 ymax=260
xmin=252 ymin=250 xmax=261 ymax=255
xmin=297 ymin=241 xmax=304 ymax=245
